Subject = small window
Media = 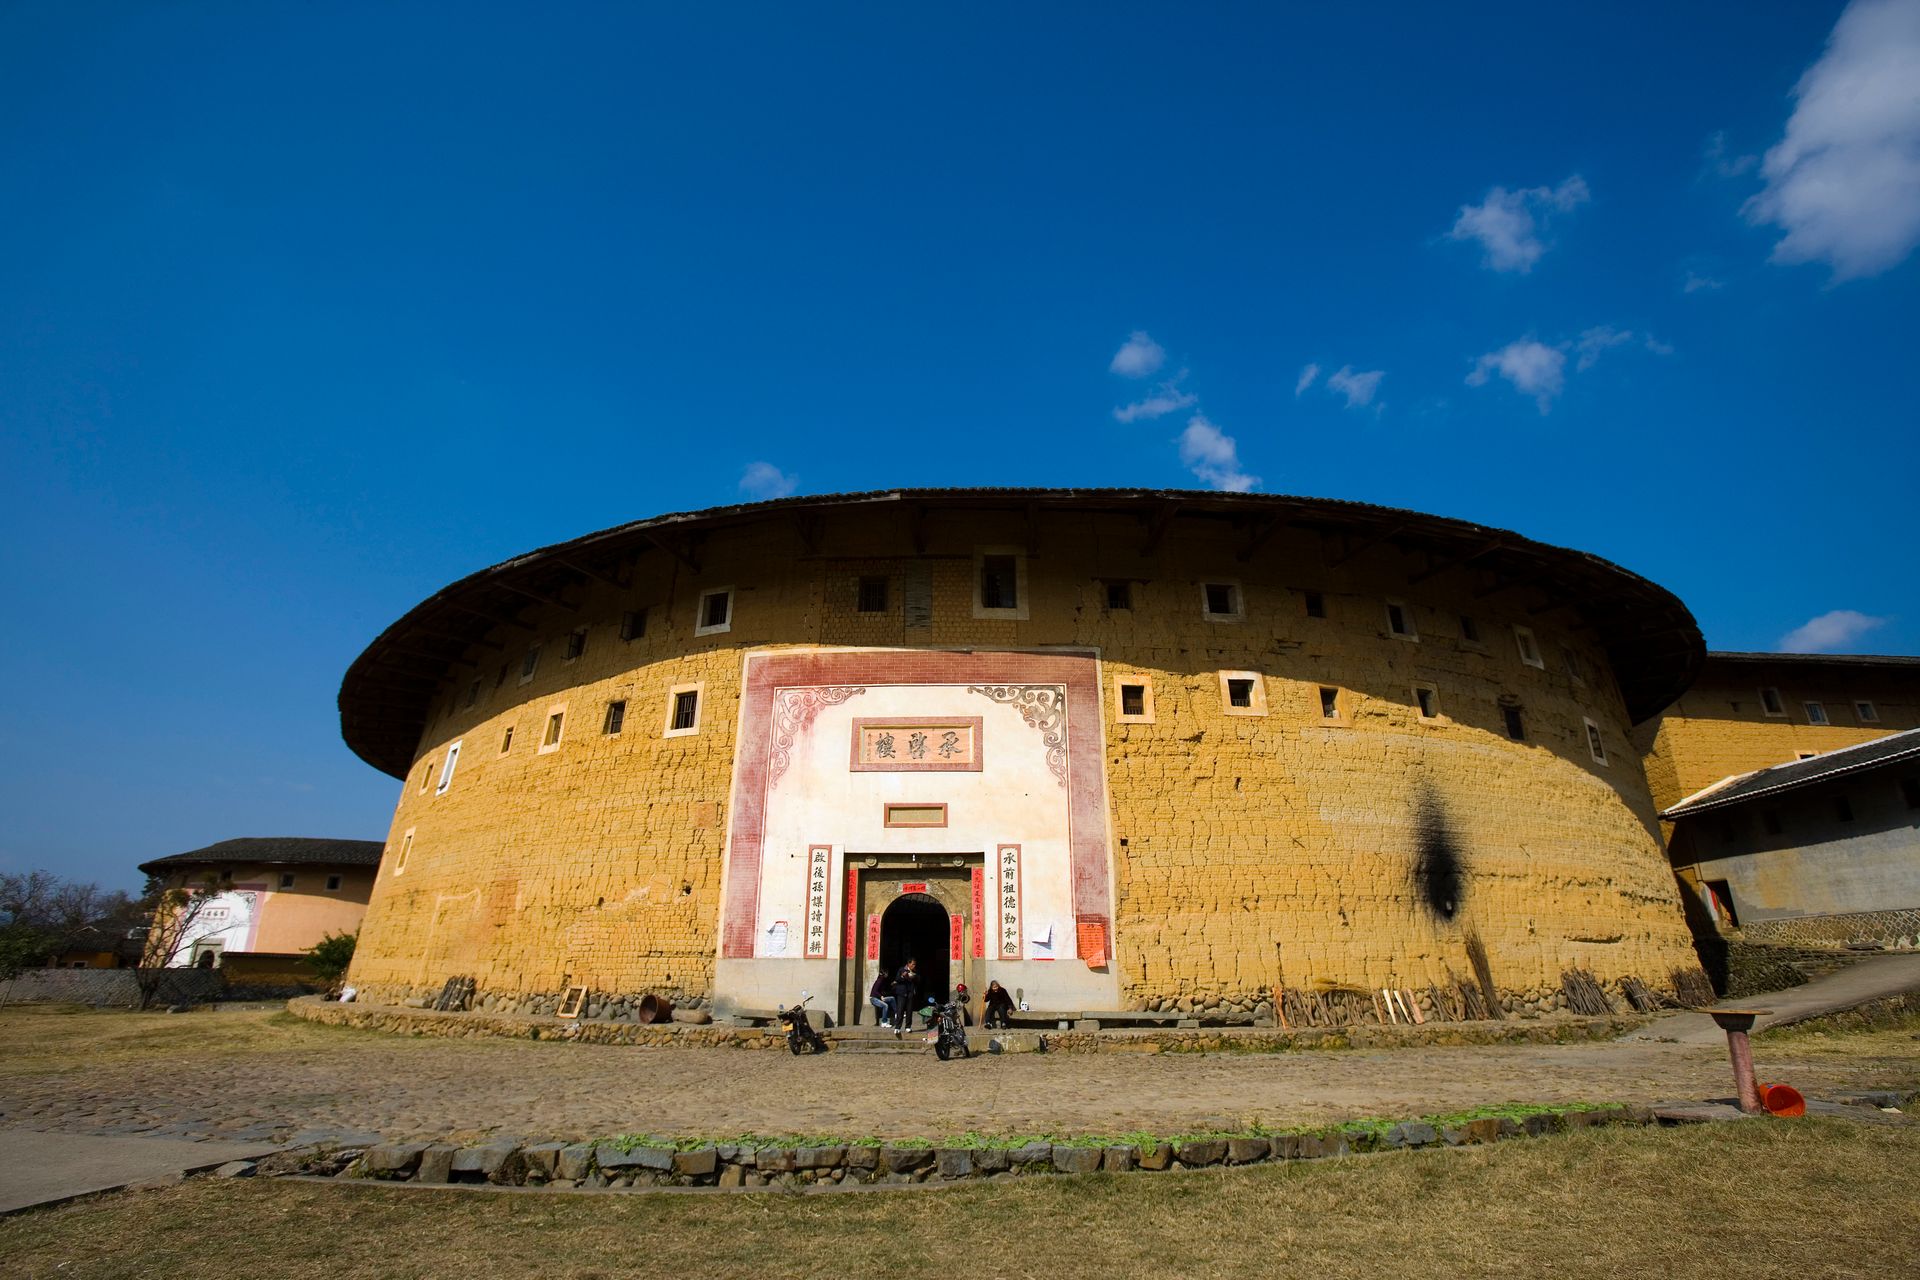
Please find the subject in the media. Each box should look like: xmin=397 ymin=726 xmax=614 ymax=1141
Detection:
xmin=1583 ymin=717 xmax=1607 ymax=765
xmin=1218 ymin=670 xmax=1267 ymax=716
xmin=494 ymin=663 xmax=510 ymax=691
xmin=1459 ymin=615 xmax=1481 ymax=644
xmin=1833 ymin=795 xmax=1854 ymax=823
xmin=620 ymin=608 xmax=649 ymax=641
xmin=1319 ymin=687 xmax=1341 ymax=720
xmin=540 ymin=709 xmax=566 ymax=753
xmin=857 ymin=576 xmax=890 ymax=614
xmin=980 ymin=555 xmax=1019 ymax=610
xmin=1227 ymin=678 xmax=1254 ymax=708
xmin=1121 ymin=684 xmax=1145 ymax=717
xmin=464 ymin=678 xmax=481 ymax=709
xmin=1202 ymin=582 xmax=1242 ymax=621
xmin=519 ymin=643 xmax=542 ymax=684
xmin=1855 ymin=700 xmax=1879 ymax=723
xmin=418 ymin=760 xmax=433 ymax=793
xmin=1413 ymin=685 xmax=1439 ymax=720
xmin=279 ymin=873 xmax=295 ymax=889
xmin=1563 ymin=648 xmax=1587 ymax=685
xmin=1796 ymin=752 xmax=1817 ymax=761
xmin=500 ymin=725 xmax=514 ymax=754
xmin=603 ymin=700 xmax=627 ymax=735
xmin=1385 ymin=600 xmax=1417 ymax=640
xmin=1804 ymin=701 xmax=1829 ymax=726
xmin=1503 ymin=705 xmax=1526 ymax=741
xmin=395 ymin=829 xmax=414 ymax=874
xmin=436 ymin=741 xmax=462 ymax=794
xmin=1105 ymin=580 xmax=1133 ymax=611
xmin=695 ymin=587 xmax=734 ymax=636
xmin=1901 ymin=777 xmax=1920 ymax=810
xmin=670 ymin=689 xmax=699 ymax=732
xmin=1303 ymin=591 xmax=1326 ymax=619
xmin=564 ymin=628 xmax=588 ymax=661
xmin=326 ymin=874 xmax=343 ymax=891
xmin=1759 ymin=687 xmax=1786 ymax=717
xmin=1514 ymin=626 xmax=1543 ymax=669
xmin=1761 ymin=809 xmax=1783 ymax=836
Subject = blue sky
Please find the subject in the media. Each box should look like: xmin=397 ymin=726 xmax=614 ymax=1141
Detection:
xmin=3 ymin=3 xmax=1917 ymax=889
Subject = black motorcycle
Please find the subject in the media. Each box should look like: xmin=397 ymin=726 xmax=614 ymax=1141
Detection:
xmin=927 ymin=998 xmax=970 ymax=1060
xmin=779 ymin=994 xmax=829 ymax=1055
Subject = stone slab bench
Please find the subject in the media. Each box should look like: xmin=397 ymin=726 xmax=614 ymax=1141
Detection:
xmin=1006 ymin=1010 xmax=1234 ymax=1030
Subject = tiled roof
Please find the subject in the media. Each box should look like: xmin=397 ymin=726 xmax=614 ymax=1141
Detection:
xmin=138 ymin=836 xmax=384 ymax=877
xmin=1662 ymin=727 xmax=1920 ymax=818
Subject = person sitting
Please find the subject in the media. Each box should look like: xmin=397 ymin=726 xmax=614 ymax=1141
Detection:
xmin=982 ymin=979 xmax=1016 ymax=1029
xmin=868 ymin=967 xmax=896 ymax=1028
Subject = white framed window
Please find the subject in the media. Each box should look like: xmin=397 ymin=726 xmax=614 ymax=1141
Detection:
xmin=695 ymin=586 xmax=734 ymax=636
xmin=539 ymin=704 xmax=568 ymax=754
xmin=1513 ymin=625 xmax=1544 ymax=669
xmin=1201 ymin=581 xmax=1244 ymax=622
xmin=1413 ymin=684 xmax=1441 ymax=722
xmin=519 ymin=643 xmax=542 ymax=685
xmin=394 ymin=828 xmax=414 ymax=876
xmin=1218 ymin=670 xmax=1268 ymax=717
xmin=1384 ymin=599 xmax=1418 ymax=641
xmin=564 ymin=627 xmax=588 ymax=661
xmin=436 ymin=740 xmax=462 ymax=795
xmin=1759 ymin=686 xmax=1786 ymax=717
xmin=1804 ymin=701 xmax=1829 ymax=726
xmin=1113 ymin=676 xmax=1155 ymax=724
xmin=499 ymin=725 xmax=514 ymax=754
xmin=1583 ymin=716 xmax=1608 ymax=766
xmin=665 ymin=683 xmax=704 ymax=737
xmin=1856 ymin=700 xmax=1880 ymax=723
xmin=972 ymin=547 xmax=1029 ymax=620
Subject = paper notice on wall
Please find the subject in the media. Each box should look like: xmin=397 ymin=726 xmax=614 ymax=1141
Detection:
xmin=1031 ymin=922 xmax=1055 ymax=958
xmin=765 ymin=921 xmax=789 ymax=956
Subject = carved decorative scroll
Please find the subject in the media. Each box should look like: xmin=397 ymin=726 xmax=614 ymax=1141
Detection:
xmin=965 ymin=684 xmax=1068 ymax=786
xmin=769 ymin=686 xmax=865 ymax=786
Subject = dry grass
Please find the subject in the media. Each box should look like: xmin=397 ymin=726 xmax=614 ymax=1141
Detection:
xmin=0 ymin=1005 xmax=384 ymax=1078
xmin=2 ymin=1120 xmax=1915 ymax=1280
xmin=1760 ymin=1003 xmax=1920 ymax=1063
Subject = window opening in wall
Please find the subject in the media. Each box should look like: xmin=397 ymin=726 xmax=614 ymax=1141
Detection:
xmin=279 ymin=873 xmax=295 ymax=889
xmin=1833 ymin=795 xmax=1854 ymax=823
xmin=1514 ymin=626 xmax=1543 ymax=668
xmin=603 ymin=700 xmax=626 ymax=735
xmin=1105 ymin=580 xmax=1133 ymax=610
xmin=620 ymin=608 xmax=648 ymax=641
xmin=500 ymin=725 xmax=514 ymax=754
xmin=857 ymin=576 xmax=889 ymax=613
xmin=565 ymin=628 xmax=587 ymax=661
xmin=1796 ymin=752 xmax=1817 ymax=761
xmin=1459 ymin=614 xmax=1481 ymax=643
xmin=1761 ymin=809 xmax=1783 ymax=836
xmin=1414 ymin=685 xmax=1439 ymax=719
xmin=326 ymin=874 xmax=342 ymax=891
xmin=1856 ymin=700 xmax=1879 ymax=723
xmin=1503 ymin=705 xmax=1526 ymax=741
xmin=1759 ymin=687 xmax=1785 ymax=716
xmin=1385 ymin=600 xmax=1417 ymax=639
xmin=1583 ymin=717 xmax=1607 ymax=765
xmin=1227 ymin=678 xmax=1255 ymax=708
xmin=1319 ymin=687 xmax=1341 ymax=720
xmin=696 ymin=587 xmax=734 ymax=635
xmin=1902 ymin=777 xmax=1920 ymax=810
xmin=1804 ymin=701 xmax=1829 ymax=726
xmin=1204 ymin=582 xmax=1240 ymax=618
xmin=494 ymin=663 xmax=509 ymax=691
xmin=436 ymin=741 xmax=462 ymax=794
xmin=671 ymin=689 xmax=699 ymax=732
xmin=418 ymin=761 xmax=433 ymax=793
xmin=542 ymin=711 xmax=565 ymax=749
xmin=519 ymin=644 xmax=541 ymax=683
xmin=980 ymin=555 xmax=1018 ymax=610
xmin=395 ymin=829 xmax=413 ymax=873
xmin=1120 ymin=683 xmax=1146 ymax=717
xmin=465 ymin=678 xmax=481 ymax=709
xmin=1304 ymin=591 xmax=1325 ymax=618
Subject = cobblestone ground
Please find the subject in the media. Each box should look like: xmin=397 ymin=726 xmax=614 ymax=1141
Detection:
xmin=0 ymin=1007 xmax=1910 ymax=1145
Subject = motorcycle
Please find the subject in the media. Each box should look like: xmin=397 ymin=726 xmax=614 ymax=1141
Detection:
xmin=780 ymin=992 xmax=829 ymax=1055
xmin=927 ymin=997 xmax=970 ymax=1060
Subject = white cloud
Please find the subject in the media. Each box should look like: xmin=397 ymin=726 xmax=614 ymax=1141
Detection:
xmin=738 ymin=461 xmax=797 ymax=500
xmin=1294 ymin=363 xmax=1320 ymax=396
xmin=1702 ymin=130 xmax=1759 ymax=179
xmin=1744 ymin=0 xmax=1920 ymax=280
xmin=1574 ymin=325 xmax=1636 ymax=372
xmin=1448 ymin=175 xmax=1591 ymax=272
xmin=1683 ymin=271 xmax=1725 ymax=293
xmin=1778 ymin=608 xmax=1890 ymax=653
xmin=1643 ymin=335 xmax=1675 ymax=356
xmin=1109 ymin=330 xmax=1166 ymax=378
xmin=1325 ymin=365 xmax=1385 ymax=409
xmin=1114 ymin=375 xmax=1197 ymax=423
xmin=1466 ymin=338 xmax=1567 ymax=412
xmin=1178 ymin=414 xmax=1259 ymax=492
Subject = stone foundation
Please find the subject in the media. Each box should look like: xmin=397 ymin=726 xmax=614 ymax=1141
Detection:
xmin=1739 ymin=909 xmax=1920 ymax=951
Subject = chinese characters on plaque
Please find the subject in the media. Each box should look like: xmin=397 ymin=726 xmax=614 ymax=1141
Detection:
xmin=849 ymin=718 xmax=984 ymax=773
xmin=997 ymin=843 xmax=1021 ymax=959
xmin=803 ymin=845 xmax=831 ymax=958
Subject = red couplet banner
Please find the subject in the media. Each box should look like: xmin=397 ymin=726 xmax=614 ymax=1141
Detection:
xmin=866 ymin=913 xmax=881 ymax=961
xmin=970 ymin=867 xmax=985 ymax=958
xmin=844 ymin=866 xmax=858 ymax=960
xmin=949 ymin=913 xmax=963 ymax=961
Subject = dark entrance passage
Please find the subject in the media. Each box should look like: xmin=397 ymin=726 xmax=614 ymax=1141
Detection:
xmin=879 ymin=893 xmax=950 ymax=1017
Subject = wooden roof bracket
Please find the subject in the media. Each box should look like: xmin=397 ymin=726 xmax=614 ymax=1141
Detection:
xmin=494 ymin=579 xmax=581 ymax=613
xmin=1235 ymin=513 xmax=1289 ymax=563
xmin=1328 ymin=521 xmax=1408 ymax=568
xmin=643 ymin=529 xmax=703 ymax=574
xmin=1407 ymin=538 xmax=1504 ymax=585
xmin=443 ymin=601 xmax=537 ymax=633
xmin=1139 ymin=502 xmax=1182 ymax=557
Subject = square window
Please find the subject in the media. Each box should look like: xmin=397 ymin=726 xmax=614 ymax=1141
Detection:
xmin=671 ymin=689 xmax=700 ymax=732
xmin=620 ymin=608 xmax=649 ymax=641
xmin=1121 ymin=684 xmax=1145 ymax=717
xmin=1833 ymin=795 xmax=1854 ymax=823
xmin=1202 ymin=582 xmax=1241 ymax=620
xmin=1804 ymin=701 xmax=1829 ymax=726
xmin=1303 ymin=591 xmax=1326 ymax=618
xmin=857 ymin=576 xmax=889 ymax=613
xmin=326 ymin=874 xmax=342 ymax=891
xmin=539 ymin=709 xmax=566 ymax=753
xmin=1759 ymin=687 xmax=1785 ymax=717
xmin=1856 ymin=700 xmax=1879 ymax=723
xmin=279 ymin=873 xmax=295 ymax=890
xmin=1414 ymin=685 xmax=1439 ymax=720
xmin=1227 ymin=678 xmax=1254 ymax=708
xmin=1319 ymin=687 xmax=1341 ymax=720
xmin=565 ymin=628 xmax=587 ymax=661
xmin=1503 ymin=705 xmax=1526 ymax=741
xmin=1218 ymin=670 xmax=1267 ymax=716
xmin=603 ymin=700 xmax=627 ymax=735
xmin=1105 ymin=580 xmax=1133 ymax=611
xmin=1514 ymin=626 xmax=1544 ymax=669
xmin=1583 ymin=716 xmax=1607 ymax=765
xmin=1385 ymin=600 xmax=1418 ymax=640
xmin=1459 ymin=615 xmax=1481 ymax=644
xmin=500 ymin=725 xmax=514 ymax=754
xmin=519 ymin=644 xmax=542 ymax=684
xmin=436 ymin=741 xmax=461 ymax=794
xmin=980 ymin=555 xmax=1019 ymax=610
xmin=696 ymin=588 xmax=734 ymax=636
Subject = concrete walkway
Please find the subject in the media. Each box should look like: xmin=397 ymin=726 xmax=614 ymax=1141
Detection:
xmin=0 ymin=1129 xmax=279 ymax=1215
xmin=1622 ymin=952 xmax=1920 ymax=1046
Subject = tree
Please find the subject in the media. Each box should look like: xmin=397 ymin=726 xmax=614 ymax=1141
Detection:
xmin=307 ymin=930 xmax=357 ymax=987
xmin=132 ymin=873 xmax=224 ymax=1010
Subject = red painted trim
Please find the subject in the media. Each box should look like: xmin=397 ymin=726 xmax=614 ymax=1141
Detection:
xmin=899 ymin=881 xmax=929 ymax=895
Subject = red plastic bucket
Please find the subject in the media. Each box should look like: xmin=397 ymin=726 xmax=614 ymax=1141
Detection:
xmin=1755 ymin=1082 xmax=1806 ymax=1117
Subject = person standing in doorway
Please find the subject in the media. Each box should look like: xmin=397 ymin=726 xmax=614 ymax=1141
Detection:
xmin=891 ymin=959 xmax=918 ymax=1034
xmin=868 ymin=966 xmax=896 ymax=1028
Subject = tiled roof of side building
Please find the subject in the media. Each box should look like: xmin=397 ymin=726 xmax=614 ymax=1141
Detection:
xmin=1661 ymin=727 xmax=1920 ymax=819
xmin=138 ymin=836 xmax=386 ymax=877
xmin=1705 ymin=651 xmax=1920 ymax=668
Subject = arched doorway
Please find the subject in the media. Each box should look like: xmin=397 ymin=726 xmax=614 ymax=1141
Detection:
xmin=879 ymin=893 xmax=950 ymax=1016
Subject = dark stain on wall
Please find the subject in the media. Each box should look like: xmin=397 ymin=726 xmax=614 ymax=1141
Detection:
xmin=1413 ymin=785 xmax=1464 ymax=921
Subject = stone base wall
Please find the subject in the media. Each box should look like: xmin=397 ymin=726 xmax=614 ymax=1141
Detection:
xmin=0 ymin=968 xmax=225 ymax=1007
xmin=1740 ymin=909 xmax=1920 ymax=950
